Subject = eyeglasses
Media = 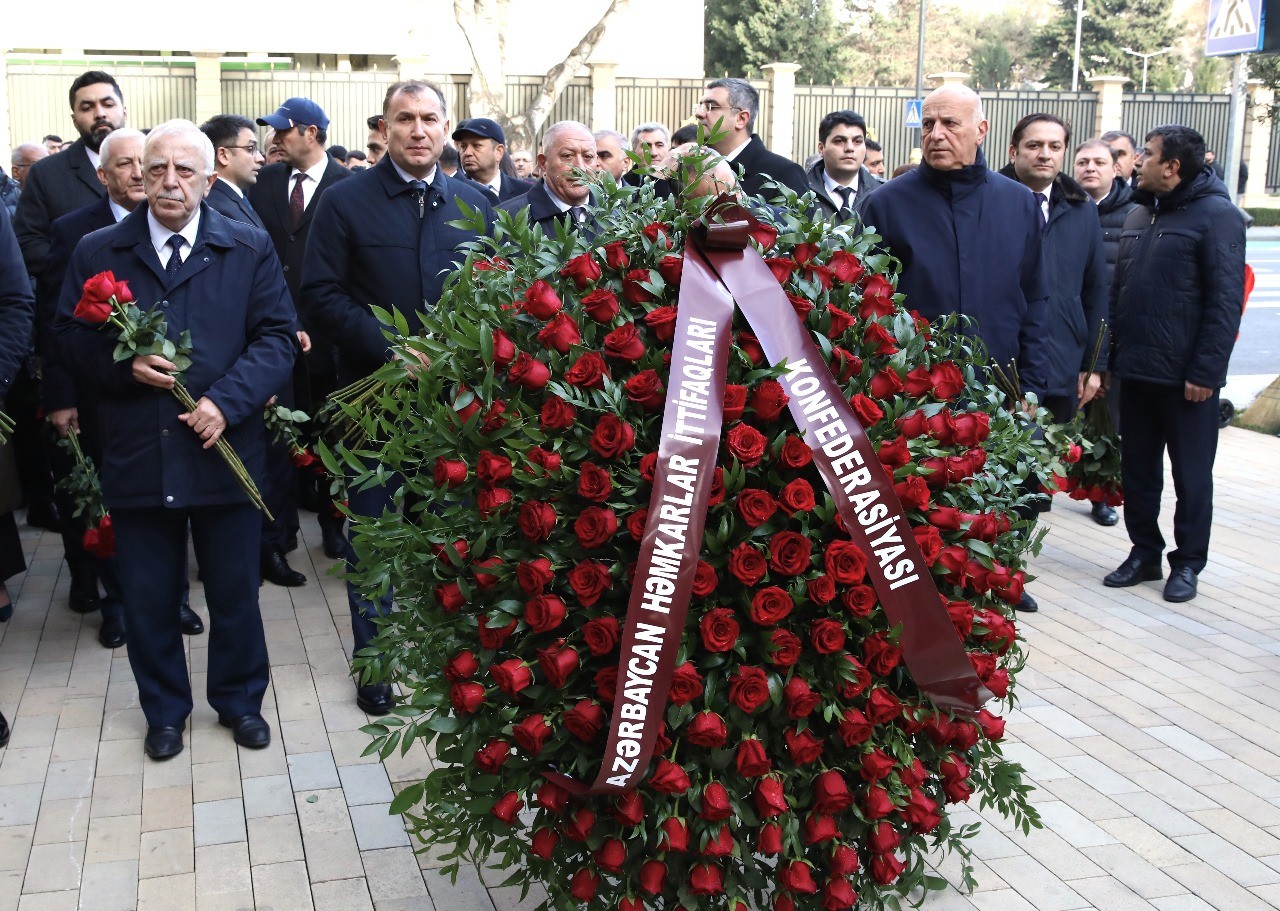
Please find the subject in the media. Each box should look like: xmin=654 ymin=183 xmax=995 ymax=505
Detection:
xmin=225 ymin=143 xmax=260 ymax=154
xmin=693 ymin=101 xmax=742 ymax=116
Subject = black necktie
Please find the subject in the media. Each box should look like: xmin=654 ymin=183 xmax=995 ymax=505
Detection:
xmin=165 ymin=235 xmax=184 ymax=277
xmin=835 ymin=186 xmax=853 ymax=219
xmin=569 ymin=206 xmax=586 ymax=225
xmin=410 ymin=179 xmax=427 ymax=218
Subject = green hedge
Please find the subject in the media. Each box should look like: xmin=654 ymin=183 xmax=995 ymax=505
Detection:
xmin=1245 ymin=208 xmax=1280 ymax=226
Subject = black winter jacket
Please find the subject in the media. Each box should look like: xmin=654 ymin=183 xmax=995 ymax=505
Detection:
xmin=1095 ymin=179 xmax=1138 ymax=289
xmin=1109 ymin=168 xmax=1245 ymax=389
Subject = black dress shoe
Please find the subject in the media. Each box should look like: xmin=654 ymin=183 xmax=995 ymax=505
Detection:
xmin=356 ymin=683 xmax=393 ymax=716
xmin=69 ymin=594 xmax=100 ymax=614
xmin=180 ymin=604 xmax=204 ymax=635
xmin=144 ymin=725 xmax=185 ymax=760
xmin=25 ymin=501 xmax=61 ymax=532
xmin=218 ymin=713 xmax=271 ymax=749
xmin=1104 ymin=556 xmax=1163 ymax=588
xmin=319 ymin=513 xmax=346 ymax=560
xmin=1163 ymin=566 xmax=1198 ymax=603
xmin=261 ymin=551 xmax=307 ymax=587
xmin=1013 ymin=592 xmax=1039 ymax=613
xmin=0 ymin=710 xmax=10 ymax=748
xmin=98 ymin=613 xmax=126 ymax=649
xmin=1091 ymin=502 xmax=1119 ymax=526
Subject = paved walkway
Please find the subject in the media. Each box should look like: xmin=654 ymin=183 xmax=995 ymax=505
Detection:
xmin=1 ymin=426 xmax=1279 ymax=911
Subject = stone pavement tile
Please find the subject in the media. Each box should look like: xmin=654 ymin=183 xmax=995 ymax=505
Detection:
xmin=373 ymin=899 xmax=436 ymax=911
xmin=295 ymin=789 xmax=362 ymax=883
xmin=0 ymin=787 xmax=41 ymax=829
xmin=362 ymin=847 xmax=432 ymax=902
xmin=312 ymin=878 xmax=375 ymax=911
xmin=192 ymin=760 xmax=242 ymax=804
xmin=288 ymin=751 xmax=340 ymax=791
xmin=350 ymin=803 xmax=410 ymax=851
xmin=1150 ymin=897 xmax=1218 ymax=911
xmin=1036 ymin=776 xmax=1130 ymax=822
xmin=235 ymin=734 xmax=288 ymax=780
xmin=194 ymin=841 xmax=252 ymax=897
xmin=193 ymin=888 xmax=256 ymax=911
xmin=89 ymin=773 xmax=142 ymax=818
xmin=139 ymin=826 xmax=194 ymax=878
xmin=93 ymin=738 xmax=143 ymax=779
xmin=488 ymin=883 xmax=551 ymax=911
xmin=5 ymin=716 xmax=57 ymax=752
xmin=1135 ymin=748 xmax=1230 ymax=790
xmin=1015 ymin=825 xmax=1106 ymax=882
xmin=282 ymin=719 xmax=332 ymax=756
xmin=1172 ymin=833 xmax=1280 ymax=887
xmin=1201 ymin=757 xmax=1280 ymax=800
xmin=328 ymin=730 xmax=380 ymax=767
xmin=242 ymin=774 xmax=295 ymax=820
xmin=1113 ymin=791 xmax=1214 ymax=837
xmin=251 ymin=860 xmax=314 ymax=911
xmin=1189 ymin=808 xmax=1280 ymax=858
xmin=1054 ymin=754 xmax=1143 ymax=795
xmin=32 ymin=798 xmax=90 ymax=848
xmin=14 ymin=893 xmax=78 ymax=911
xmin=1163 ymin=861 xmax=1277 ymax=911
xmin=969 ymin=889 xmax=1040 ymax=911
xmin=22 ymin=840 xmax=85 ymax=893
xmin=0 ymin=746 xmax=53 ymax=786
xmin=1081 ymin=843 xmax=1188 ymax=900
xmin=78 ymin=859 xmax=138 ymax=910
xmin=997 ymin=743 xmax=1073 ymax=782
xmin=247 ymin=814 xmax=304 ymax=866
xmin=423 ymin=864 xmax=493 ymax=911
xmin=983 ymin=855 xmax=1091 ymax=911
xmin=193 ymin=797 xmax=247 ymax=847
xmin=1069 ymin=876 xmax=1161 ymax=910
xmin=272 ymin=665 xmax=322 ymax=723
xmin=1031 ymin=800 xmax=1119 ymax=849
xmin=0 ymin=824 xmax=33 ymax=877
xmin=84 ymin=813 xmax=140 ymax=863
xmin=1201 ymin=782 xmax=1280 ymax=827
xmin=382 ymin=747 xmax=433 ymax=785
xmin=0 ymin=870 xmax=20 ymax=911
xmin=137 ymin=871 xmax=195 ymax=910
xmin=40 ymin=760 xmax=94 ymax=802
xmin=339 ymin=764 xmax=394 ymax=807
xmin=141 ymin=785 xmax=194 ymax=833
xmin=141 ymin=751 xmax=193 ymax=792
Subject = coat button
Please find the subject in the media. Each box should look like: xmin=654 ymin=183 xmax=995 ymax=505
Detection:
xmin=283 ymin=265 xmax=290 ymax=272
xmin=165 ymin=495 xmax=174 ymax=503
xmin=161 ymin=429 xmax=169 ymax=437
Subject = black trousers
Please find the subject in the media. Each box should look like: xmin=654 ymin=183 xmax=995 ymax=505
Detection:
xmin=114 ymin=503 xmax=268 ymax=727
xmin=1119 ymin=379 xmax=1220 ymax=572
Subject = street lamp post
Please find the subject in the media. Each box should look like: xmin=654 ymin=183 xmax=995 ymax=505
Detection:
xmin=1072 ymin=0 xmax=1085 ymax=92
xmin=1121 ymin=46 xmax=1174 ymax=93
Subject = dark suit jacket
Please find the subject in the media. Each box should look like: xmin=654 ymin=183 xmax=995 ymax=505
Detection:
xmin=731 ymin=135 xmax=810 ymax=204
xmin=303 ymin=156 xmax=495 ymax=385
xmin=247 ymin=158 xmax=350 ymax=345
xmin=498 ymin=181 xmax=595 ymax=236
xmin=39 ymin=197 xmax=117 ymax=413
xmin=207 ymin=179 xmax=265 ymax=230
xmin=55 ymin=204 xmax=296 ymax=509
xmin=0 ymin=207 xmax=34 ymax=402
xmin=13 ymin=138 xmax=106 ymax=276
xmin=805 ymin=161 xmax=883 ymax=222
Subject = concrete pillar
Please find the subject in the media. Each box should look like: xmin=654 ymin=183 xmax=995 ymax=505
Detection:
xmin=395 ymin=54 xmax=430 ymax=80
xmin=1089 ymin=75 xmax=1128 ymax=137
xmin=1243 ymin=80 xmax=1274 ymax=207
xmin=589 ymin=62 xmax=618 ymax=132
xmin=763 ymin=62 xmax=801 ymax=160
xmin=927 ymin=72 xmax=969 ymax=88
xmin=193 ymin=51 xmax=223 ymax=126
xmin=337 ymin=54 xmax=352 ymax=73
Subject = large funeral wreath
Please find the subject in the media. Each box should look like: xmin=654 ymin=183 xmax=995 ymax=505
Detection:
xmin=332 ymin=159 xmax=1046 ymax=911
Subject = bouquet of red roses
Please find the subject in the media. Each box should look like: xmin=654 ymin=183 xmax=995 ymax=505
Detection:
xmin=332 ymin=166 xmax=1047 ymax=911
xmin=1054 ymin=397 xmax=1123 ymax=507
xmin=73 ymin=270 xmax=272 ymax=517
xmin=54 ymin=431 xmax=114 ymax=558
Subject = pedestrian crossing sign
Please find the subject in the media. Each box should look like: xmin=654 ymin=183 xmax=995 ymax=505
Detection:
xmin=905 ymin=99 xmax=923 ymax=130
xmin=1206 ymin=0 xmax=1265 ymax=56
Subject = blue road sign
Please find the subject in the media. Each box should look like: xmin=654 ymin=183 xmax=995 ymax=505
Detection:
xmin=905 ymin=99 xmax=923 ymax=130
xmin=1206 ymin=0 xmax=1265 ymax=56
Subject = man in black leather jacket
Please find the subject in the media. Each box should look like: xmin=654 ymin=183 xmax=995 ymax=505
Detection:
xmin=1103 ymin=125 xmax=1245 ymax=603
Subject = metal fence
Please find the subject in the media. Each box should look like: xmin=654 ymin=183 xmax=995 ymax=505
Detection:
xmin=981 ymin=90 xmax=1098 ymax=157
xmin=615 ymin=77 xmax=705 ymax=141
xmin=6 ymin=56 xmax=197 ymax=142
xmin=1122 ymin=92 xmax=1232 ymax=160
xmin=793 ymin=85 xmax=917 ymax=170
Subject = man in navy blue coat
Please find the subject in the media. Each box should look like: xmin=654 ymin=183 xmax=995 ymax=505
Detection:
xmin=499 ymin=121 xmax=598 ymax=236
xmin=56 ymin=120 xmax=297 ymax=760
xmin=303 ymin=81 xmax=494 ymax=715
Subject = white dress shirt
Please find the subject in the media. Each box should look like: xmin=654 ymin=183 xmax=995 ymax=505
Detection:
xmin=822 ymin=168 xmax=861 ymax=211
xmin=147 ymin=208 xmax=202 ymax=267
xmin=388 ymin=158 xmax=437 ymax=187
xmin=287 ymin=156 xmax=330 ymax=211
xmin=108 ymin=199 xmax=132 ymax=223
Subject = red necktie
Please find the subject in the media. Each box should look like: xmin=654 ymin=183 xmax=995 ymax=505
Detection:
xmin=289 ymin=173 xmax=306 ymax=228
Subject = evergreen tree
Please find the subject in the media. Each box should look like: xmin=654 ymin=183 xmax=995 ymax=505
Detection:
xmin=1032 ymin=0 xmax=1183 ymax=91
xmin=705 ymin=0 xmax=854 ymax=83
xmin=971 ymin=38 xmax=1015 ymax=90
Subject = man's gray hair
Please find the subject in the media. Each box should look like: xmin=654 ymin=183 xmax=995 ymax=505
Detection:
xmin=11 ymin=143 xmax=41 ymax=166
xmin=594 ymin=129 xmax=630 ymax=151
xmin=144 ymin=120 xmax=216 ymax=176
xmin=98 ymin=128 xmax=146 ymax=166
xmin=707 ymin=78 xmax=759 ymax=133
xmin=542 ymin=121 xmax=593 ymax=155
xmin=630 ymin=121 xmax=669 ymax=148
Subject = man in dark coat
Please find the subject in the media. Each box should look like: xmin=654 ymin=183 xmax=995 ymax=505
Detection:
xmin=56 ymin=120 xmax=297 ymax=760
xmin=303 ymin=80 xmax=495 ymax=716
xmin=858 ymin=86 xmax=1051 ymax=613
xmin=696 ymin=78 xmax=808 ymax=204
xmin=1103 ymin=125 xmax=1245 ymax=604
xmin=805 ymin=110 xmax=883 ymax=222
xmin=499 ymin=121 xmax=597 ymax=235
xmin=249 ymin=98 xmax=351 ymax=558
xmin=453 ymin=117 xmax=533 ymax=202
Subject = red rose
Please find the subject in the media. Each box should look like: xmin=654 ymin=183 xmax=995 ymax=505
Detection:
xmin=580 ymin=616 xmax=621 ymax=656
xmin=896 ymin=409 xmax=930 ymax=439
xmin=869 ymin=367 xmax=904 ymax=400
xmin=766 ymin=531 xmax=811 ymax=576
xmin=863 ymin=785 xmax=895 ymax=819
xmin=838 ymin=708 xmax=873 ymax=746
xmin=868 ymin=820 xmax=902 ymax=854
xmin=658 ymin=253 xmax=683 ymax=284
xmin=74 ymin=271 xmax=121 ymax=323
xmin=604 ymin=322 xmax=646 ymax=361
xmin=564 ymin=351 xmax=609 ymax=389
xmin=638 ymin=452 xmax=658 ymax=483
xmin=639 ymin=859 xmax=667 ymax=894
xmin=931 ymin=361 xmax=966 ymax=400
xmin=858 ymin=748 xmax=896 ymax=782
xmin=569 ymin=868 xmax=598 ymax=900
xmin=642 ymin=221 xmax=673 ymax=247
xmin=749 ymin=586 xmax=794 ymax=626
xmin=644 ymin=304 xmax=678 ymax=341
xmin=830 ymin=845 xmax=860 ymax=877
xmin=862 ymin=320 xmax=899 ymax=355
xmin=754 ymin=777 xmax=788 ymax=818
xmin=866 ymin=687 xmax=901 ymax=724
xmin=656 ymin=816 xmax=689 ymax=851
xmin=737 ymin=330 xmax=766 ymax=364
xmin=529 ymin=827 xmax=557 ymax=859
xmin=780 ymin=860 xmax=818 ymax=895
xmin=573 ymin=507 xmax=617 ymax=548
xmin=537 ymin=642 xmax=580 ymax=688
xmin=784 ymin=727 xmax=824 ymax=764
xmin=871 ymin=853 xmax=906 ymax=886
xmin=803 ymin=813 xmax=840 ymax=845
xmin=810 ymin=618 xmax=847 ymax=654
xmin=490 ymin=658 xmax=532 ymax=696
xmin=750 ymin=379 xmax=790 ymax=422
xmin=533 ymin=312 xmax=580 ymax=354
xmin=701 ymin=828 xmax=736 ymax=859
xmin=434 ymin=581 xmax=464 ymax=612
xmin=476 ymin=450 xmax=513 ymax=485
xmin=699 ymin=607 xmax=740 ymax=652
xmin=736 ymin=488 xmax=778 ymax=527
xmin=824 ymin=540 xmax=867 ymax=583
xmin=623 ymin=369 xmax=665 ymax=411
xmin=668 ymin=661 xmax=704 ymax=704
xmin=902 ymin=365 xmax=933 ymax=396
xmin=604 ymin=240 xmax=629 ymax=269
xmin=491 ymin=790 xmax=521 ymax=824
xmin=778 ymin=478 xmax=815 ymax=515
xmin=728 ymin=666 xmax=770 ymax=712
xmin=826 ymin=304 xmax=854 ymax=339
xmin=758 ymin=822 xmax=783 ymax=855
xmin=450 ymin=681 xmax=485 ymax=714
xmin=899 ymin=758 xmax=928 ymax=788
xmin=726 ymin=422 xmax=767 ymax=467
xmin=433 ymin=457 xmax=468 ymax=487
xmin=728 ymin=542 xmax=767 ymax=585
xmin=623 ymin=268 xmax=657 ymax=304
xmin=850 ymin=393 xmax=884 ymax=428
xmin=526 ymin=447 xmax=560 ymax=474
xmin=518 ymin=500 xmax=556 ymax=542
xmin=594 ymin=837 xmax=626 ymax=873
xmin=806 ymin=574 xmax=836 ymax=605
xmin=837 ymin=655 xmax=872 ymax=699
xmin=748 ymin=219 xmax=779 ymax=249
xmin=893 ymin=474 xmax=931 ymax=512
xmin=515 ymin=558 xmax=553 ymax=595
xmin=823 ymin=875 xmax=858 ymax=909
xmin=952 ymin=410 xmax=991 ymax=446
xmin=767 ymin=629 xmax=802 ymax=668
xmin=688 ymin=710 xmax=729 ymax=748
xmin=692 ymin=560 xmax=718 ymax=596
xmin=699 ymin=781 xmax=733 ymax=821
xmin=478 ymin=615 xmax=516 ymax=650
xmin=735 ymin=738 xmax=771 ymax=777
xmin=590 ymin=415 xmax=635 ymax=459
xmin=976 ymin=708 xmax=1006 ymax=741
xmin=540 ymin=395 xmax=576 ymax=429
xmin=828 ymin=249 xmax=865 ymax=284
xmin=914 ymin=524 xmax=943 ymax=565
xmin=841 ymin=584 xmax=876 ymax=618
xmin=859 ymin=273 xmax=897 ymax=319
xmin=512 ymin=713 xmax=552 ymax=754
xmin=812 ymin=770 xmax=853 ymax=813
xmin=722 ymin=384 xmax=748 ymax=422
xmin=564 ymin=699 xmax=605 ymax=741
xmin=901 ymin=789 xmax=941 ymax=832
xmin=929 ymin=506 xmax=963 ymax=530
xmin=444 ymin=650 xmax=479 ymax=681
xmin=649 ymin=759 xmax=691 ymax=795
xmin=519 ymin=279 xmax=562 ymax=319
xmin=474 ymin=739 xmax=510 ymax=773
xmin=864 ymin=632 xmax=903 ymax=675
xmin=564 ymin=807 xmax=596 ymax=841
xmin=766 ymin=257 xmax=798 ymax=284
xmin=560 ymin=252 xmax=602 ymax=289
xmin=579 ymin=289 xmax=620 ymax=326
xmin=689 ymin=863 xmax=724 ymax=896
xmin=524 ymin=594 xmax=566 ymax=633
xmin=595 ymin=666 xmax=618 ymax=703
xmin=783 ymin=676 xmax=819 ymax=718
xmin=874 ymin=436 xmax=910 ymax=471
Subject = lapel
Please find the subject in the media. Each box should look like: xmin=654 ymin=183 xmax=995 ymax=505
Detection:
xmin=235 ymin=188 xmax=265 ymax=230
xmin=114 ymin=203 xmax=234 ymax=291
xmin=67 ymin=140 xmax=107 ymax=198
xmin=293 ymin=158 xmax=342 ymax=231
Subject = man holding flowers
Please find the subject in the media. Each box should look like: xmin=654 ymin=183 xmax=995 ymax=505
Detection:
xmin=55 ymin=120 xmax=297 ymax=760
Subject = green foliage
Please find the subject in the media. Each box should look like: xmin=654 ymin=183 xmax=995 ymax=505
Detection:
xmin=1031 ymin=0 xmax=1184 ymax=91
xmin=971 ymin=38 xmax=1015 ymax=90
xmin=705 ymin=0 xmax=854 ymax=83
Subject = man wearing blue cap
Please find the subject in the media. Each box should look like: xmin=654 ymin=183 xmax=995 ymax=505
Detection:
xmin=452 ymin=117 xmax=531 ymax=202
xmin=250 ymin=97 xmax=351 ymax=561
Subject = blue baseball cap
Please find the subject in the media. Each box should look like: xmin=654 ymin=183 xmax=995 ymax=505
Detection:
xmin=452 ymin=118 xmax=506 ymax=145
xmin=257 ymin=98 xmax=330 ymax=132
